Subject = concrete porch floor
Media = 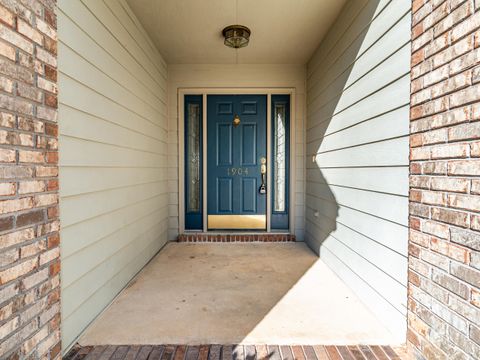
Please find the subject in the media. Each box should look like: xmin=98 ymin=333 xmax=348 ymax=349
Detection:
xmin=78 ymin=243 xmax=398 ymax=346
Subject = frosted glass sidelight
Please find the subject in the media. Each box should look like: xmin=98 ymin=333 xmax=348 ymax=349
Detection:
xmin=273 ymin=104 xmax=286 ymax=212
xmin=187 ymin=103 xmax=200 ymax=212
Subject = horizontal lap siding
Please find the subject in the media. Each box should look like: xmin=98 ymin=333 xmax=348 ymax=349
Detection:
xmin=58 ymin=0 xmax=168 ymax=352
xmin=305 ymin=0 xmax=411 ymax=341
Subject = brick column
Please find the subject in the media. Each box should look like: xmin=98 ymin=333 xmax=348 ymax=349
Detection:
xmin=0 ymin=1 xmax=60 ymax=359
xmin=408 ymin=0 xmax=480 ymax=359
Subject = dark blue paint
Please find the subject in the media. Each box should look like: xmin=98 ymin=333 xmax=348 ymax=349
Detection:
xmin=184 ymin=95 xmax=203 ymax=230
xmin=271 ymin=95 xmax=290 ymax=230
xmin=207 ymin=95 xmax=267 ymax=226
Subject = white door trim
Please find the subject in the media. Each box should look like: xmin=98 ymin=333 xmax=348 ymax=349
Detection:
xmin=178 ymin=87 xmax=296 ymax=234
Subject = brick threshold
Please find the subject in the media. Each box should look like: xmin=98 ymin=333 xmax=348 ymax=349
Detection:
xmin=177 ymin=233 xmax=296 ymax=242
xmin=65 ymin=344 xmax=407 ymax=360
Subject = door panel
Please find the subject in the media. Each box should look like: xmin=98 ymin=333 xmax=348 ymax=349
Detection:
xmin=241 ymin=124 xmax=257 ymax=166
xmin=242 ymin=177 xmax=257 ymax=213
xmin=217 ymin=101 xmax=233 ymax=115
xmin=217 ymin=177 xmax=233 ymax=213
xmin=207 ymin=95 xmax=267 ymax=230
xmin=217 ymin=123 xmax=232 ymax=166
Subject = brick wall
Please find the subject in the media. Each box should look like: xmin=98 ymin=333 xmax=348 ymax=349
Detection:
xmin=0 ymin=0 xmax=60 ymax=359
xmin=408 ymin=0 xmax=480 ymax=359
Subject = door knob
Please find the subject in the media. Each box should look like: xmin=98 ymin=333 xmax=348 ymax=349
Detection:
xmin=259 ymin=157 xmax=266 ymax=194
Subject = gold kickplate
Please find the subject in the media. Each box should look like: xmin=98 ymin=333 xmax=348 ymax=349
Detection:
xmin=208 ymin=215 xmax=266 ymax=229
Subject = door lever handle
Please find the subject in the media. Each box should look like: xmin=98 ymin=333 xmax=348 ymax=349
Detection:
xmin=259 ymin=157 xmax=266 ymax=194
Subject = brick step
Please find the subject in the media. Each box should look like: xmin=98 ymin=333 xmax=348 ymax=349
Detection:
xmin=177 ymin=233 xmax=295 ymax=243
xmin=65 ymin=344 xmax=407 ymax=360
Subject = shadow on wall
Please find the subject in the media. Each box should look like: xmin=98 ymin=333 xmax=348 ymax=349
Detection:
xmin=304 ymin=2 xmax=378 ymax=253
xmin=303 ymin=0 xmax=411 ymax=343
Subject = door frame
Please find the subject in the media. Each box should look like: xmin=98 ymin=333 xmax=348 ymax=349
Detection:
xmin=178 ymin=88 xmax=296 ymax=234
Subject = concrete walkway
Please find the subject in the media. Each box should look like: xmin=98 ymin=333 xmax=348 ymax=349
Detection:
xmin=79 ymin=243 xmax=398 ymax=346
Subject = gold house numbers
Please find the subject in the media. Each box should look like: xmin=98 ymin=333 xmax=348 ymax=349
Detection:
xmin=227 ymin=167 xmax=249 ymax=176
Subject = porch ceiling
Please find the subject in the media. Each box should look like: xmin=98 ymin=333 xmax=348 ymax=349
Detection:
xmin=126 ymin=0 xmax=346 ymax=64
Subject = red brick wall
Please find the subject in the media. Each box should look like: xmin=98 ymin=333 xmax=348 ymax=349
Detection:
xmin=408 ymin=0 xmax=480 ymax=358
xmin=0 ymin=0 xmax=60 ymax=359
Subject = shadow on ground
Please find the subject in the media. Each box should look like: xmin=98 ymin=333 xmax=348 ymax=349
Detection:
xmin=77 ymin=243 xmax=396 ymax=346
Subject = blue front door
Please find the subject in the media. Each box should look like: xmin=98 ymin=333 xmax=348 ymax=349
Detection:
xmin=207 ymin=95 xmax=267 ymax=230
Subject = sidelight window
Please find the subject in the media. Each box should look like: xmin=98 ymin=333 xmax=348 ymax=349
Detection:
xmin=271 ymin=95 xmax=290 ymax=230
xmin=185 ymin=95 xmax=203 ymax=230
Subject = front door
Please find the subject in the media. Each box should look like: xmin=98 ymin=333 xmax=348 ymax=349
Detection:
xmin=207 ymin=95 xmax=267 ymax=230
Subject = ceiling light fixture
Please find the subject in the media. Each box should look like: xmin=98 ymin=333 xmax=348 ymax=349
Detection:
xmin=222 ymin=25 xmax=251 ymax=49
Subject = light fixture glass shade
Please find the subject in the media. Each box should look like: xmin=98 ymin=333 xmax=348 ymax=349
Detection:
xmin=222 ymin=25 xmax=251 ymax=48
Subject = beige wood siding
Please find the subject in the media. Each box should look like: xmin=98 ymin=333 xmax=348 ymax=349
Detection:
xmin=57 ymin=0 xmax=168 ymax=351
xmin=167 ymin=64 xmax=306 ymax=241
xmin=305 ymin=0 xmax=411 ymax=341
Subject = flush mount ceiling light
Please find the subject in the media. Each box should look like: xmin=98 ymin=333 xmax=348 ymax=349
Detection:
xmin=222 ymin=25 xmax=251 ymax=48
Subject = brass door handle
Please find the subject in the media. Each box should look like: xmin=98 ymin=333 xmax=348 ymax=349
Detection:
xmin=259 ymin=157 xmax=266 ymax=194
